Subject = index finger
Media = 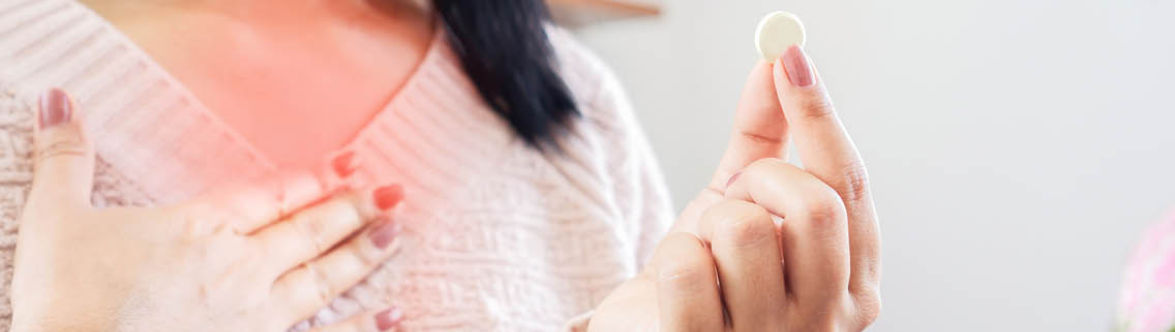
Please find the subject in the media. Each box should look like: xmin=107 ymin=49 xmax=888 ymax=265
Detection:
xmin=183 ymin=151 xmax=358 ymax=234
xmin=773 ymin=45 xmax=880 ymax=292
xmin=706 ymin=61 xmax=790 ymax=193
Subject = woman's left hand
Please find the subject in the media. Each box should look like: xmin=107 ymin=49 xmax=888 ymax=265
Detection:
xmin=12 ymin=89 xmax=406 ymax=332
xmin=589 ymin=46 xmax=880 ymax=331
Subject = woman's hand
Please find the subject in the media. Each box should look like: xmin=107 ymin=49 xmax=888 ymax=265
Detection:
xmin=590 ymin=46 xmax=880 ymax=331
xmin=11 ymin=89 xmax=407 ymax=332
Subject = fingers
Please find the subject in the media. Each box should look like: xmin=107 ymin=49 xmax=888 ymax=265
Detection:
xmin=773 ymin=45 xmax=880 ymax=293
xmin=652 ymin=232 xmax=725 ymax=332
xmin=27 ymin=88 xmax=93 ymax=213
xmin=708 ymin=61 xmax=790 ymax=192
xmin=670 ymin=188 xmax=723 ymax=234
xmin=185 ymin=151 xmax=359 ymax=234
xmin=271 ymin=216 xmax=402 ymax=325
xmin=254 ymin=184 xmax=402 ymax=277
xmin=725 ymin=159 xmax=849 ymax=305
xmin=309 ymin=307 xmax=403 ymax=332
xmin=696 ymin=199 xmax=787 ymax=330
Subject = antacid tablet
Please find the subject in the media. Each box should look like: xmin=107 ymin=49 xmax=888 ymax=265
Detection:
xmin=755 ymin=11 xmax=806 ymax=61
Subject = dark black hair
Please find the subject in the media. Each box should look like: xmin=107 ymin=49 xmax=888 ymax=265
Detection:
xmin=434 ymin=0 xmax=579 ymax=149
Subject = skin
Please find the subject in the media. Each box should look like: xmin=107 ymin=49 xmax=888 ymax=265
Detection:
xmin=11 ymin=2 xmax=881 ymax=331
xmin=14 ymin=92 xmax=406 ymax=331
xmin=588 ymin=46 xmax=881 ymax=331
xmin=79 ymin=0 xmax=436 ymax=169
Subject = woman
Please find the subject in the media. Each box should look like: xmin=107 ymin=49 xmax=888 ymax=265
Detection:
xmin=1 ymin=0 xmax=880 ymax=331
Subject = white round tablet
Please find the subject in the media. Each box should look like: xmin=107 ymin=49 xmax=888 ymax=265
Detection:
xmin=755 ymin=11 xmax=806 ymax=61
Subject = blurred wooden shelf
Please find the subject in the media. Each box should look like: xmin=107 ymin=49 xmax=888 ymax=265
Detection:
xmin=548 ymin=0 xmax=662 ymax=27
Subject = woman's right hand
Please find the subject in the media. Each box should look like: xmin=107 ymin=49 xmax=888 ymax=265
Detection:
xmin=588 ymin=46 xmax=880 ymax=331
xmin=11 ymin=89 xmax=406 ymax=332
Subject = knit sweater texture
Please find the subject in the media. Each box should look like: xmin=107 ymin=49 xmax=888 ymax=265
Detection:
xmin=0 ymin=0 xmax=674 ymax=330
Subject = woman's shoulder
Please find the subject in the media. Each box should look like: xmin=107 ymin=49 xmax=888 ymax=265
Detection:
xmin=544 ymin=26 xmax=642 ymax=135
xmin=545 ymin=26 xmax=615 ymax=96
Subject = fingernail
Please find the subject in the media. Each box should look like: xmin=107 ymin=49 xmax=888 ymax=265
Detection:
xmin=38 ymin=88 xmax=72 ymax=129
xmin=725 ymin=171 xmax=742 ymax=189
xmin=780 ymin=46 xmax=814 ymax=87
xmin=331 ymin=151 xmax=358 ymax=178
xmin=373 ymin=185 xmax=404 ymax=211
xmin=374 ymin=307 xmax=403 ymax=330
xmin=368 ymin=217 xmax=400 ymax=249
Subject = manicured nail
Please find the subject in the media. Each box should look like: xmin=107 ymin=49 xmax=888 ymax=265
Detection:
xmin=373 ymin=185 xmax=404 ymax=211
xmin=780 ymin=45 xmax=814 ymax=87
xmin=38 ymin=88 xmax=72 ymax=129
xmin=375 ymin=307 xmax=404 ymax=330
xmin=368 ymin=217 xmax=399 ymax=250
xmin=331 ymin=151 xmax=358 ymax=178
xmin=725 ymin=171 xmax=742 ymax=189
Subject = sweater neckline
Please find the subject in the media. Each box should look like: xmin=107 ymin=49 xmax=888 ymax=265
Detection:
xmin=1 ymin=0 xmax=515 ymax=204
xmin=64 ymin=0 xmax=448 ymax=171
xmin=0 ymin=0 xmax=486 ymax=203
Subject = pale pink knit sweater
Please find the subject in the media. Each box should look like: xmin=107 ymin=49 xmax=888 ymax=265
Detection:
xmin=0 ymin=0 xmax=674 ymax=330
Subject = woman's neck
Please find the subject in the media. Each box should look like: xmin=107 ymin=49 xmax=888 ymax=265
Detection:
xmin=74 ymin=0 xmax=438 ymax=169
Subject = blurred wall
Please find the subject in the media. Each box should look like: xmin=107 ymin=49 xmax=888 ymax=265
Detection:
xmin=573 ymin=0 xmax=1175 ymax=330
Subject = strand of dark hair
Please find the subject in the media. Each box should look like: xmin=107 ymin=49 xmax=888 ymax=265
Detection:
xmin=433 ymin=0 xmax=579 ymax=150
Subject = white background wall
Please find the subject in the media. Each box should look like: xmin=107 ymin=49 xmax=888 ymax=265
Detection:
xmin=574 ymin=0 xmax=1175 ymax=330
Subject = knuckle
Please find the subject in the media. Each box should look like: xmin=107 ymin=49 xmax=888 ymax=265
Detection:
xmin=855 ymin=290 xmax=882 ymax=325
xmin=797 ymin=94 xmax=836 ymax=120
xmin=659 ymin=262 xmax=712 ymax=293
xmin=292 ymin=213 xmax=327 ymax=237
xmin=35 ymin=129 xmax=88 ymax=163
xmin=736 ymin=128 xmax=785 ymax=146
xmin=710 ymin=202 xmax=774 ymax=249
xmin=655 ymin=233 xmax=714 ymax=290
xmin=797 ymin=190 xmax=847 ymax=225
xmin=300 ymin=264 xmax=336 ymax=308
xmin=316 ymin=278 xmax=335 ymax=302
xmin=350 ymin=241 xmax=382 ymax=268
xmin=746 ymin=157 xmax=789 ymax=174
xmin=835 ymin=161 xmax=872 ymax=205
xmin=306 ymin=199 xmax=360 ymax=233
xmin=327 ymin=198 xmax=365 ymax=226
xmin=172 ymin=206 xmax=217 ymax=238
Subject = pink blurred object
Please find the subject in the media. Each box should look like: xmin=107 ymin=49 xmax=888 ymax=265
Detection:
xmin=1118 ymin=211 xmax=1175 ymax=332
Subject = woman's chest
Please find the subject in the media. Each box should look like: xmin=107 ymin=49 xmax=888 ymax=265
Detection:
xmin=104 ymin=10 xmax=435 ymax=168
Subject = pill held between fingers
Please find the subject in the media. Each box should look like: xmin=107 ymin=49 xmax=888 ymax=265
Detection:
xmin=755 ymin=11 xmax=806 ymax=62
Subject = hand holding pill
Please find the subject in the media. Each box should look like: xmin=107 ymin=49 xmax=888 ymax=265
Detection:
xmin=587 ymin=12 xmax=880 ymax=332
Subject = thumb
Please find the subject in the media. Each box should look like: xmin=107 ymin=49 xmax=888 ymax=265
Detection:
xmin=28 ymin=88 xmax=94 ymax=211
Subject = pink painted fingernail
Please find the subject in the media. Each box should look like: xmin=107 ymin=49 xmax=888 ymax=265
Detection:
xmin=780 ymin=46 xmax=814 ymax=87
xmin=375 ymin=307 xmax=403 ymax=331
xmin=38 ymin=88 xmax=72 ymax=129
xmin=726 ymin=171 xmax=742 ymax=189
xmin=368 ymin=217 xmax=399 ymax=250
xmin=373 ymin=185 xmax=404 ymax=211
xmin=331 ymin=151 xmax=358 ymax=178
